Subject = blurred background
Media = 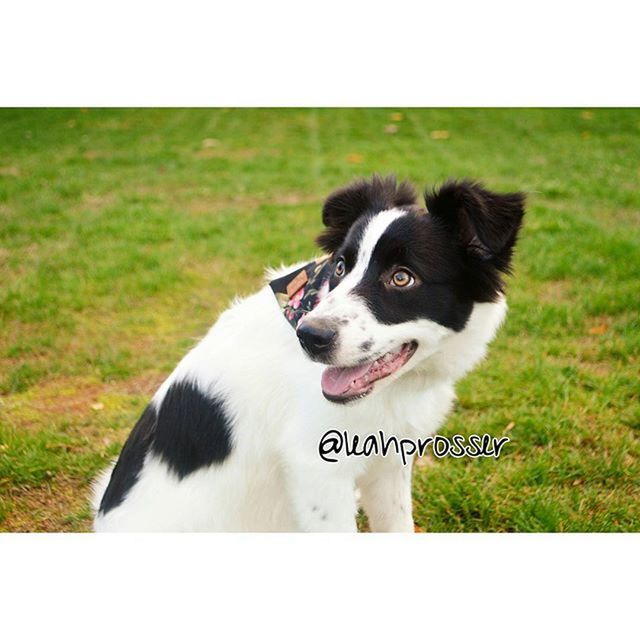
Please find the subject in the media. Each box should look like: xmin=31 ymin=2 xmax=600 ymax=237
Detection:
xmin=0 ymin=108 xmax=638 ymax=531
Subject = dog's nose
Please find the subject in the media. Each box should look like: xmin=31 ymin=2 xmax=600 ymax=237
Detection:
xmin=296 ymin=321 xmax=337 ymax=358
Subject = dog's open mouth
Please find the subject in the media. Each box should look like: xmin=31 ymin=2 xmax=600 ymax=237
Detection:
xmin=321 ymin=341 xmax=418 ymax=403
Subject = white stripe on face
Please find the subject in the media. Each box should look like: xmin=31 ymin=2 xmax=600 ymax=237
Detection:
xmin=339 ymin=208 xmax=408 ymax=294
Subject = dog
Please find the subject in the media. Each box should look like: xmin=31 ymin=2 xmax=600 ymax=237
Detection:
xmin=92 ymin=175 xmax=525 ymax=532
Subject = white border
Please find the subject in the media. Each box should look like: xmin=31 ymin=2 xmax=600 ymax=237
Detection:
xmin=1 ymin=534 xmax=637 ymax=638
xmin=1 ymin=0 xmax=639 ymax=106
xmin=1 ymin=2 xmax=638 ymax=635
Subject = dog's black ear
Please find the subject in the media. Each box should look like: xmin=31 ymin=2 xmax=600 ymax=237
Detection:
xmin=316 ymin=175 xmax=417 ymax=253
xmin=425 ymin=180 xmax=525 ymax=273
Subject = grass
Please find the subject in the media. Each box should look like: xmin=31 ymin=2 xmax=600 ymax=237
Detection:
xmin=0 ymin=107 xmax=638 ymax=532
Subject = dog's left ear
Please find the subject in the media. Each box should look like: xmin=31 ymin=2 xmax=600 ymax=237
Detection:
xmin=317 ymin=175 xmax=417 ymax=253
xmin=425 ymin=180 xmax=525 ymax=273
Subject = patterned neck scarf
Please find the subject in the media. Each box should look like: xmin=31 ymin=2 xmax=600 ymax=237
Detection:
xmin=269 ymin=256 xmax=333 ymax=329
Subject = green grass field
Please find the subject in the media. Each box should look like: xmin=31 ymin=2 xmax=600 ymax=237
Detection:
xmin=0 ymin=108 xmax=638 ymax=532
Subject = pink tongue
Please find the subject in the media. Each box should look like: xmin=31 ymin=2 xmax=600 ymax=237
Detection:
xmin=321 ymin=363 xmax=372 ymax=397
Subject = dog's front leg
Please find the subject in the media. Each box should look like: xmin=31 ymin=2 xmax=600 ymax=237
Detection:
xmin=286 ymin=462 xmax=358 ymax=532
xmin=357 ymin=456 xmax=415 ymax=532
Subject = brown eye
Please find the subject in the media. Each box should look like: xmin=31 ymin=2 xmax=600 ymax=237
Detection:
xmin=390 ymin=269 xmax=414 ymax=288
xmin=334 ymin=259 xmax=346 ymax=278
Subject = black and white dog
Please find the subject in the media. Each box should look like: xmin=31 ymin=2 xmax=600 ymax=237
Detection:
xmin=93 ymin=176 xmax=524 ymax=532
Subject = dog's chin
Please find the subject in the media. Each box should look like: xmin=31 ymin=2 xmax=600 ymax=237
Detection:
xmin=320 ymin=341 xmax=418 ymax=404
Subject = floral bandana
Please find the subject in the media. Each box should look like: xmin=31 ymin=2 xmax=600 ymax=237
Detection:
xmin=269 ymin=256 xmax=333 ymax=329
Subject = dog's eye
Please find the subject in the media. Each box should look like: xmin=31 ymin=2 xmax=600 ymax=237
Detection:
xmin=334 ymin=259 xmax=346 ymax=278
xmin=390 ymin=269 xmax=415 ymax=288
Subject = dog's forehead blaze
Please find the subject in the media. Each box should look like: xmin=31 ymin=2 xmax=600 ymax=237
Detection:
xmin=341 ymin=208 xmax=409 ymax=272
xmin=369 ymin=215 xmax=425 ymax=263
xmin=346 ymin=210 xmax=448 ymax=286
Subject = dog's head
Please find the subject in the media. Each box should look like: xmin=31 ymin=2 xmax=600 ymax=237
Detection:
xmin=296 ymin=175 xmax=525 ymax=404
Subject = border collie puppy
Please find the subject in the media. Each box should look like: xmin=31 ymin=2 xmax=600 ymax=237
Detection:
xmin=93 ymin=176 xmax=524 ymax=532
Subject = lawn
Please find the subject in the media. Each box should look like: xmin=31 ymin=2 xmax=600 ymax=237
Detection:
xmin=0 ymin=108 xmax=638 ymax=532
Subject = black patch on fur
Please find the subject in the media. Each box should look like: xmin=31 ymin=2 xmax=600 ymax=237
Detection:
xmin=336 ymin=180 xmax=525 ymax=331
xmin=98 ymin=404 xmax=156 ymax=515
xmin=316 ymin=175 xmax=417 ymax=253
xmin=152 ymin=380 xmax=233 ymax=479
xmin=98 ymin=380 xmax=234 ymax=515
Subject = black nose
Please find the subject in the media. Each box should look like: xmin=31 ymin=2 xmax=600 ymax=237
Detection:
xmin=296 ymin=322 xmax=337 ymax=358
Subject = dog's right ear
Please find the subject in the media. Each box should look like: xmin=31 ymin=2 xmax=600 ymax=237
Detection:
xmin=316 ymin=175 xmax=417 ymax=253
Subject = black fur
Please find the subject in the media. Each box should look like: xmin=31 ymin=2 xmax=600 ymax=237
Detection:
xmin=350 ymin=214 xmax=474 ymax=330
xmin=425 ymin=179 xmax=525 ymax=275
xmin=317 ymin=175 xmax=417 ymax=253
xmin=152 ymin=380 xmax=233 ymax=478
xmin=98 ymin=404 xmax=156 ymax=515
xmin=99 ymin=380 xmax=233 ymax=515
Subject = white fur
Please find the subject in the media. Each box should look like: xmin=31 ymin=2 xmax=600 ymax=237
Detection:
xmin=93 ymin=211 xmax=507 ymax=532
